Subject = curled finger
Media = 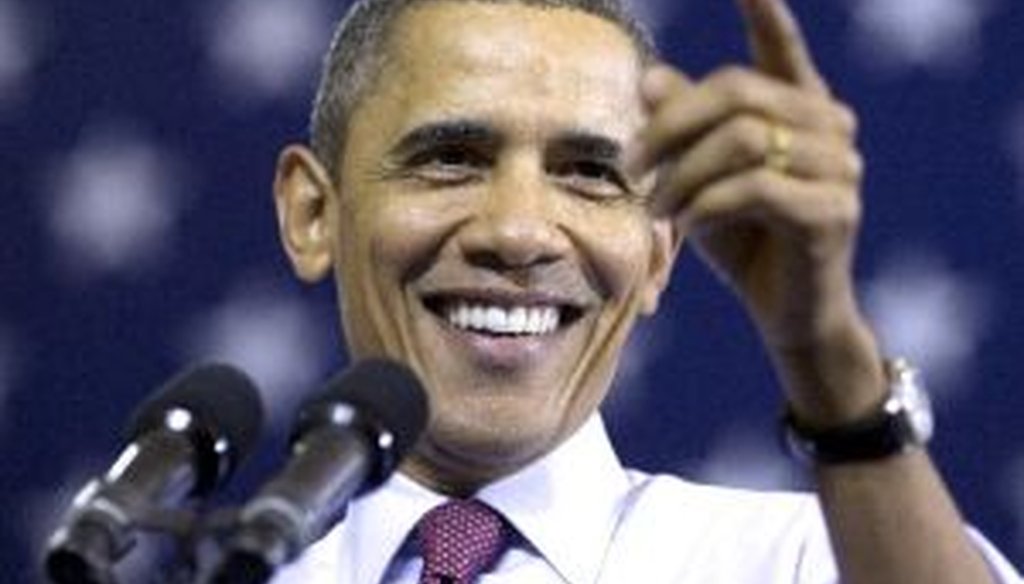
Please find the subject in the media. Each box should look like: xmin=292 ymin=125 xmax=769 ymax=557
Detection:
xmin=649 ymin=115 xmax=864 ymax=217
xmin=679 ymin=168 xmax=861 ymax=241
xmin=629 ymin=67 xmax=857 ymax=178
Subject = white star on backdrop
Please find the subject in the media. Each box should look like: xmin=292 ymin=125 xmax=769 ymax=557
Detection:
xmin=203 ymin=0 xmax=334 ymax=103
xmin=0 ymin=0 xmax=46 ymax=109
xmin=694 ymin=426 xmax=801 ymax=491
xmin=45 ymin=122 xmax=189 ymax=279
xmin=848 ymin=0 xmax=997 ymax=73
xmin=179 ymin=282 xmax=331 ymax=427
xmin=862 ymin=250 xmax=991 ymax=401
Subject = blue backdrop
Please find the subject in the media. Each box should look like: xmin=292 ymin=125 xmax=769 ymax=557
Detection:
xmin=2 ymin=0 xmax=1022 ymax=581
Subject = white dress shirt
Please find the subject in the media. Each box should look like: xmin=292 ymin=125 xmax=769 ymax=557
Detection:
xmin=271 ymin=415 xmax=1022 ymax=584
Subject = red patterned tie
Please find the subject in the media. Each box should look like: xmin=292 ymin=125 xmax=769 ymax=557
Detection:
xmin=416 ymin=499 xmax=509 ymax=584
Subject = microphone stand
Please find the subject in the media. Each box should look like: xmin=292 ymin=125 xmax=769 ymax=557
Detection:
xmin=44 ymin=502 xmax=245 ymax=584
xmin=144 ymin=506 xmax=250 ymax=584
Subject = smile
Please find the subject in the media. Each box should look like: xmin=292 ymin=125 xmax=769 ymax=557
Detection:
xmin=422 ymin=294 xmax=585 ymax=338
xmin=447 ymin=302 xmax=559 ymax=335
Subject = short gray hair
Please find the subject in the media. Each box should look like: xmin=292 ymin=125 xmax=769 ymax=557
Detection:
xmin=310 ymin=0 xmax=657 ymax=183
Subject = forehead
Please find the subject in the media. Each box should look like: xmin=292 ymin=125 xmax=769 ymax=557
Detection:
xmin=362 ymin=1 xmax=645 ymax=141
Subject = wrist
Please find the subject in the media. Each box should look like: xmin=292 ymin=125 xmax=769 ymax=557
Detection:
xmin=782 ymin=357 xmax=934 ymax=465
xmin=767 ymin=313 xmax=887 ymax=427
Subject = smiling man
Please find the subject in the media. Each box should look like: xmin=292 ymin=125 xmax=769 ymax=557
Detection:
xmin=269 ymin=0 xmax=1020 ymax=582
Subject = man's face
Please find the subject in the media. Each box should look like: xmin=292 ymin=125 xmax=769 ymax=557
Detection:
xmin=306 ymin=1 xmax=675 ymax=490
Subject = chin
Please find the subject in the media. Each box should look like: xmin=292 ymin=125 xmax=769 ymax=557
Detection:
xmin=423 ymin=407 xmax=562 ymax=477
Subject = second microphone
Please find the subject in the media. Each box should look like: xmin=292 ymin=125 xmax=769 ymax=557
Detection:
xmin=212 ymin=358 xmax=429 ymax=584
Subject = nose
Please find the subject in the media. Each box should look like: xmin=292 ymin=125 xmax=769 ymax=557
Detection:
xmin=457 ymin=159 xmax=570 ymax=270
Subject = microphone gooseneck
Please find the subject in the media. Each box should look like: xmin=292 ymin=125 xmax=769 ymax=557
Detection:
xmin=212 ymin=358 xmax=428 ymax=584
xmin=44 ymin=363 xmax=265 ymax=584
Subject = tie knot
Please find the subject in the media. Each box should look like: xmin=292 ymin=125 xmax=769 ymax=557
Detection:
xmin=416 ymin=499 xmax=509 ymax=584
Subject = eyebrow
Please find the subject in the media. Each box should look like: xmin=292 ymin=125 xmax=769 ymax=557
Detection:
xmin=386 ymin=120 xmax=626 ymax=166
xmin=548 ymin=130 xmax=624 ymax=161
xmin=388 ymin=119 xmax=501 ymax=159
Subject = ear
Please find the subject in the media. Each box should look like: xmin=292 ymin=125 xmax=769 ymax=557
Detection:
xmin=639 ymin=217 xmax=684 ymax=315
xmin=273 ymin=145 xmax=336 ymax=283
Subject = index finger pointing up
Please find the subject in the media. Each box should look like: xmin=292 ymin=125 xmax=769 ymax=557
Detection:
xmin=738 ymin=0 xmax=830 ymax=94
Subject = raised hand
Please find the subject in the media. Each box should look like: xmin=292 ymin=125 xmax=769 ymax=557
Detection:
xmin=634 ymin=5 xmax=999 ymax=582
xmin=628 ymin=0 xmax=881 ymax=424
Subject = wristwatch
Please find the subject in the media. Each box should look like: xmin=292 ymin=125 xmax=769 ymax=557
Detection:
xmin=782 ymin=358 xmax=934 ymax=464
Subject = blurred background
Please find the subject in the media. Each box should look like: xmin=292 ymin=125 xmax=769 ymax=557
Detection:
xmin=1 ymin=0 xmax=1022 ymax=580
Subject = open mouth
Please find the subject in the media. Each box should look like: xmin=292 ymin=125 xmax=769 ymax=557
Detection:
xmin=422 ymin=294 xmax=585 ymax=338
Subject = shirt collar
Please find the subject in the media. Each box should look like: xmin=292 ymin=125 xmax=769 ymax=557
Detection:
xmin=336 ymin=471 xmax=446 ymax=584
xmin=478 ymin=415 xmax=632 ymax=584
xmin=327 ymin=414 xmax=630 ymax=584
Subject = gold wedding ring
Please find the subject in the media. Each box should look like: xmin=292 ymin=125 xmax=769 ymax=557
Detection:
xmin=764 ymin=120 xmax=794 ymax=174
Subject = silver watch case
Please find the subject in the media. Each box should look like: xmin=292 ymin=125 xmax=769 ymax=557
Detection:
xmin=784 ymin=357 xmax=934 ymax=464
xmin=885 ymin=357 xmax=934 ymax=445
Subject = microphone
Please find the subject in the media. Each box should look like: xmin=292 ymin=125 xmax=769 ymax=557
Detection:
xmin=212 ymin=358 xmax=428 ymax=584
xmin=44 ymin=363 xmax=265 ymax=584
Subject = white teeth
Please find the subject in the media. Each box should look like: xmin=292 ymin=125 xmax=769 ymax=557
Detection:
xmin=444 ymin=302 xmax=561 ymax=336
xmin=509 ymin=307 xmax=527 ymax=332
xmin=526 ymin=308 xmax=543 ymax=333
xmin=485 ymin=306 xmax=505 ymax=332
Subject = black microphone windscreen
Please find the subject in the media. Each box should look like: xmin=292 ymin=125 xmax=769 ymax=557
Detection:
xmin=306 ymin=358 xmax=428 ymax=469
xmin=126 ymin=363 xmax=265 ymax=491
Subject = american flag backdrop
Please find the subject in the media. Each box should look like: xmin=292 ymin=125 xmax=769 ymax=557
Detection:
xmin=1 ymin=0 xmax=1023 ymax=580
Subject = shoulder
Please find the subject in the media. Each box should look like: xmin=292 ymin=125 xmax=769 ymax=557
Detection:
xmin=623 ymin=468 xmax=818 ymax=519
xmin=598 ymin=470 xmax=835 ymax=582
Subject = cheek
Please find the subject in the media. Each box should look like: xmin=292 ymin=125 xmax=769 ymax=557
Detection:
xmin=334 ymin=193 xmax=464 ymax=356
xmin=568 ymin=204 xmax=654 ymax=301
xmin=344 ymin=193 xmax=464 ymax=283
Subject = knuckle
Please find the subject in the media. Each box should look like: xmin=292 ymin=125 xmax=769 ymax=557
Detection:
xmin=844 ymin=151 xmax=865 ymax=183
xmin=709 ymin=65 xmax=746 ymax=84
xmin=710 ymin=67 xmax=758 ymax=104
xmin=811 ymin=188 xmax=861 ymax=238
xmin=831 ymin=102 xmax=859 ymax=137
xmin=725 ymin=116 xmax=769 ymax=165
xmin=654 ymin=99 xmax=691 ymax=138
xmin=831 ymin=191 xmax=861 ymax=227
xmin=742 ymin=168 xmax=778 ymax=197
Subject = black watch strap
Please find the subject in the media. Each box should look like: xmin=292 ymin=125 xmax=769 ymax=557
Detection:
xmin=781 ymin=358 xmax=933 ymax=465
xmin=783 ymin=404 xmax=915 ymax=464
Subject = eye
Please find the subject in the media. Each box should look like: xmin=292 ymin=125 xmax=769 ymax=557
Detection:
xmin=550 ymin=158 xmax=631 ymax=200
xmin=404 ymin=145 xmax=490 ymax=184
xmin=427 ymin=147 xmax=474 ymax=166
xmin=569 ymin=160 xmax=619 ymax=182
